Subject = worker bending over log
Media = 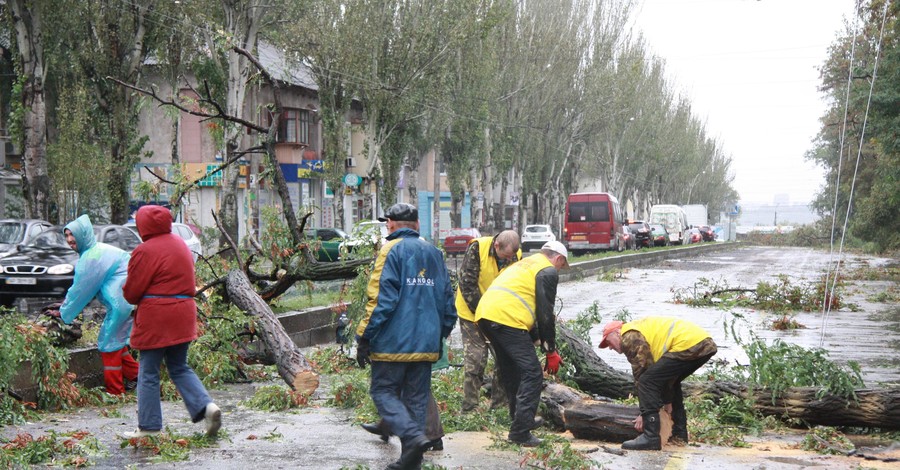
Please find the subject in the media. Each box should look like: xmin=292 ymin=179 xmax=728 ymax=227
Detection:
xmin=599 ymin=317 xmax=717 ymax=450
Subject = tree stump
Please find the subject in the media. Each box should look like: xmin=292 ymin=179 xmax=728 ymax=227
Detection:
xmin=225 ymin=269 xmax=319 ymax=395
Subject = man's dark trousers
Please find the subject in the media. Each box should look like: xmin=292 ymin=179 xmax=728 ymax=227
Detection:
xmin=477 ymin=320 xmax=542 ymax=440
xmin=636 ymin=354 xmax=715 ymax=415
xmin=370 ymin=361 xmax=431 ymax=444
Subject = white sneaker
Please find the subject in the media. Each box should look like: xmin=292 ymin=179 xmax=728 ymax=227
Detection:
xmin=123 ymin=429 xmax=161 ymax=439
xmin=204 ymin=403 xmax=222 ymax=436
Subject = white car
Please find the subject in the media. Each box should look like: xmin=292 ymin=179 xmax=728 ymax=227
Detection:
xmin=125 ymin=222 xmax=203 ymax=262
xmin=521 ymin=224 xmax=556 ymax=251
xmin=339 ymin=221 xmax=388 ymax=257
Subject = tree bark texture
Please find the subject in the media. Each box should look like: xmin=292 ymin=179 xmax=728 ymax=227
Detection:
xmin=557 ymin=324 xmax=634 ymax=399
xmin=225 ymin=269 xmax=319 ymax=395
xmin=556 ymin=323 xmax=900 ymax=430
xmin=541 ymin=382 xmax=642 ymax=442
xmin=10 ymin=0 xmax=51 ymax=220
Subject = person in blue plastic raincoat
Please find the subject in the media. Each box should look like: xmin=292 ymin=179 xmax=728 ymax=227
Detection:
xmin=47 ymin=214 xmax=139 ymax=395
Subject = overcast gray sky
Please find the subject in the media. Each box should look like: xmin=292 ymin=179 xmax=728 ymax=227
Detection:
xmin=630 ymin=0 xmax=854 ymax=205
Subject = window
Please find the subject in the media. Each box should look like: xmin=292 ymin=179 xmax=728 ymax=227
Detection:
xmin=278 ymin=109 xmax=309 ymax=145
xmin=121 ymin=229 xmax=142 ymax=251
xmin=567 ymin=202 xmax=609 ymax=222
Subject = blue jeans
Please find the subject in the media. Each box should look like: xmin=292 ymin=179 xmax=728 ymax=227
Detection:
xmin=370 ymin=361 xmax=431 ymax=444
xmin=137 ymin=341 xmax=212 ymax=431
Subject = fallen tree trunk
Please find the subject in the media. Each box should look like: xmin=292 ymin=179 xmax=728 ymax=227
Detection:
xmin=556 ymin=324 xmax=900 ymax=430
xmin=683 ymin=382 xmax=900 ymax=430
xmin=541 ymin=382 xmax=643 ymax=442
xmin=225 ymin=269 xmax=319 ymax=395
xmin=557 ymin=324 xmax=633 ymax=399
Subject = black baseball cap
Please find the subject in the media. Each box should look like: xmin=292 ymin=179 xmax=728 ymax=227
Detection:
xmin=378 ymin=203 xmax=418 ymax=222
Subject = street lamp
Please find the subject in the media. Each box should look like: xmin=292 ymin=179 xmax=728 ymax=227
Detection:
xmin=686 ymin=171 xmax=706 ymax=204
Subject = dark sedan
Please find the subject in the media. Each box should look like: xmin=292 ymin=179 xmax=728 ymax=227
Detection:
xmin=304 ymin=227 xmax=347 ymax=262
xmin=627 ymin=221 xmax=653 ymax=248
xmin=0 ymin=225 xmax=142 ymax=307
xmin=650 ymin=224 xmax=669 ymax=247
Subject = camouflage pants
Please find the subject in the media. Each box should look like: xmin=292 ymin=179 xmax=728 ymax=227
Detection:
xmin=460 ymin=317 xmax=507 ymax=411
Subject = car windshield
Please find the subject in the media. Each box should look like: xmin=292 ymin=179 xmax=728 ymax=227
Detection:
xmin=525 ymin=226 xmax=548 ymax=233
xmin=352 ymin=222 xmax=387 ymax=238
xmin=448 ymin=228 xmax=478 ymax=237
xmin=628 ymin=223 xmax=644 ymax=230
xmin=0 ymin=222 xmax=26 ymax=244
xmin=27 ymin=230 xmax=68 ymax=248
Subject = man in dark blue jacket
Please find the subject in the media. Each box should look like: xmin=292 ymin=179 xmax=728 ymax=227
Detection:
xmin=356 ymin=203 xmax=457 ymax=470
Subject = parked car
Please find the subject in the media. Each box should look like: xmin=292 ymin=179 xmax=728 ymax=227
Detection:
xmin=443 ymin=228 xmax=481 ymax=257
xmin=620 ymin=226 xmax=636 ymax=251
xmin=340 ymin=220 xmax=388 ymax=257
xmin=698 ymin=225 xmax=716 ymax=242
xmin=650 ymin=224 xmax=669 ymax=247
xmin=684 ymin=227 xmax=702 ymax=244
xmin=521 ymin=224 xmax=556 ymax=251
xmin=125 ymin=221 xmax=202 ymax=262
xmin=626 ymin=220 xmax=652 ymax=249
xmin=0 ymin=225 xmax=141 ymax=307
xmin=0 ymin=219 xmax=53 ymax=259
xmin=304 ymin=227 xmax=347 ymax=262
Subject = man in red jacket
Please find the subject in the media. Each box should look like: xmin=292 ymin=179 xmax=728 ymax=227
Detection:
xmin=121 ymin=205 xmax=221 ymax=439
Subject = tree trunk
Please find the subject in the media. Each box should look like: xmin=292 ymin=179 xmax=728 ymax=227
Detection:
xmin=557 ymin=324 xmax=634 ymax=399
xmin=225 ymin=269 xmax=319 ymax=395
xmin=556 ymin=324 xmax=900 ymax=430
xmin=541 ymin=382 xmax=642 ymax=442
xmin=10 ymin=0 xmax=51 ymax=220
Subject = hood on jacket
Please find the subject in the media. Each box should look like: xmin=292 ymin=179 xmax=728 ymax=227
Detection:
xmin=64 ymin=214 xmax=96 ymax=254
xmin=136 ymin=205 xmax=174 ymax=241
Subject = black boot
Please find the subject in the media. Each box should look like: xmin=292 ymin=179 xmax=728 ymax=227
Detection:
xmin=426 ymin=438 xmax=443 ymax=451
xmin=361 ymin=420 xmax=391 ymax=443
xmin=622 ymin=413 xmax=661 ymax=451
xmin=669 ymin=407 xmax=688 ymax=445
xmin=386 ymin=435 xmax=430 ymax=470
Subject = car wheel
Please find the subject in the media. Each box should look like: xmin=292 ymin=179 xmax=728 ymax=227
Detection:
xmin=0 ymin=295 xmax=13 ymax=309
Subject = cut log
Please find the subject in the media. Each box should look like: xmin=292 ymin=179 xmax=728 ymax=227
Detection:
xmin=556 ymin=323 xmax=900 ymax=430
xmin=541 ymin=382 xmax=641 ymax=441
xmin=225 ymin=269 xmax=319 ymax=395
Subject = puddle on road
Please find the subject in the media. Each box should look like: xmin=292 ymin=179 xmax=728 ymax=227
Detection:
xmin=557 ymin=246 xmax=900 ymax=386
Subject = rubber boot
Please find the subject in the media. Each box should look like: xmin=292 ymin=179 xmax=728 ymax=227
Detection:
xmin=669 ymin=407 xmax=689 ymax=445
xmin=622 ymin=413 xmax=661 ymax=451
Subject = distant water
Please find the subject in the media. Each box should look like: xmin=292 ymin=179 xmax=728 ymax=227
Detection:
xmin=730 ymin=203 xmax=819 ymax=226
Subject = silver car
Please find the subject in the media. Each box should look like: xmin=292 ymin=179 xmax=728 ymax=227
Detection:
xmin=0 ymin=219 xmax=54 ymax=259
xmin=125 ymin=222 xmax=203 ymax=262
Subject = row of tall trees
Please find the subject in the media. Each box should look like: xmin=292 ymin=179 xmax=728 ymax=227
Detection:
xmin=3 ymin=0 xmax=738 ymax=235
xmin=809 ymin=0 xmax=899 ymax=252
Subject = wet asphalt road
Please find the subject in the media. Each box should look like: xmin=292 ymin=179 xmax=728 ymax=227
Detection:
xmin=2 ymin=245 xmax=898 ymax=469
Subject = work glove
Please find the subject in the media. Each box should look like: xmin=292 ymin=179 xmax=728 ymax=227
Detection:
xmin=544 ymin=351 xmax=562 ymax=375
xmin=356 ymin=336 xmax=371 ymax=368
xmin=43 ymin=309 xmax=61 ymax=319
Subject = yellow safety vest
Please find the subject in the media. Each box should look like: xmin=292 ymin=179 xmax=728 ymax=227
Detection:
xmin=622 ymin=317 xmax=711 ymax=361
xmin=474 ymin=254 xmax=553 ymax=331
xmin=455 ymin=237 xmax=504 ymax=322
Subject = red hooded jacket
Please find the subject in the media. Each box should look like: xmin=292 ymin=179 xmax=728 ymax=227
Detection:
xmin=123 ymin=205 xmax=198 ymax=350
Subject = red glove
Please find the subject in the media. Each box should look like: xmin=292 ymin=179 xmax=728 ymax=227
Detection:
xmin=44 ymin=309 xmax=61 ymax=318
xmin=545 ymin=351 xmax=562 ymax=374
